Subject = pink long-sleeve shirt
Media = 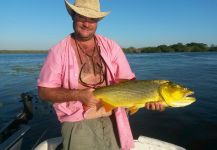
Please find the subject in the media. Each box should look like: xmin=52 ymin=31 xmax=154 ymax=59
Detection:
xmin=37 ymin=34 xmax=135 ymax=150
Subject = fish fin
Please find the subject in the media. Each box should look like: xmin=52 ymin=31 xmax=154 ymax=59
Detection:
xmin=101 ymin=100 xmax=116 ymax=112
xmin=129 ymin=106 xmax=139 ymax=115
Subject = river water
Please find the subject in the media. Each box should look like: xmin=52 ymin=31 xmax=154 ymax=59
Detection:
xmin=0 ymin=52 xmax=217 ymax=149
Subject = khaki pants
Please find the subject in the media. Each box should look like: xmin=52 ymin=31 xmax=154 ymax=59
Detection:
xmin=61 ymin=117 xmax=120 ymax=150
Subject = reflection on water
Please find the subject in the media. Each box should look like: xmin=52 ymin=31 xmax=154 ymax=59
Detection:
xmin=10 ymin=64 xmax=42 ymax=74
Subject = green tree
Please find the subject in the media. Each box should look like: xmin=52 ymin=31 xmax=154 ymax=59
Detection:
xmin=170 ymin=43 xmax=187 ymax=52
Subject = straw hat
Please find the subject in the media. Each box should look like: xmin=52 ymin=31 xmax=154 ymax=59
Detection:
xmin=65 ymin=0 xmax=110 ymax=19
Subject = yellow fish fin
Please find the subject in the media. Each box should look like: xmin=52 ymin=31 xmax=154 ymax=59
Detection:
xmin=129 ymin=106 xmax=139 ymax=115
xmin=101 ymin=100 xmax=116 ymax=112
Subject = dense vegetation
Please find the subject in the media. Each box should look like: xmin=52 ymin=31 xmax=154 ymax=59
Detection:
xmin=0 ymin=50 xmax=48 ymax=54
xmin=123 ymin=43 xmax=217 ymax=53
xmin=1 ymin=43 xmax=217 ymax=54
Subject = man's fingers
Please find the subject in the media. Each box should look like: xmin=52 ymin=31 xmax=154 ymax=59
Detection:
xmin=96 ymin=101 xmax=103 ymax=111
xmin=146 ymin=103 xmax=155 ymax=110
xmin=150 ymin=103 xmax=156 ymax=110
xmin=145 ymin=103 xmax=151 ymax=110
xmin=155 ymin=102 xmax=160 ymax=110
xmin=159 ymin=104 xmax=165 ymax=112
xmin=88 ymin=88 xmax=95 ymax=92
xmin=85 ymin=98 xmax=101 ymax=108
xmin=145 ymin=102 xmax=165 ymax=111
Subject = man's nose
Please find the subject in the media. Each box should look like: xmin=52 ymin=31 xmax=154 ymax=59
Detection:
xmin=83 ymin=21 xmax=90 ymax=27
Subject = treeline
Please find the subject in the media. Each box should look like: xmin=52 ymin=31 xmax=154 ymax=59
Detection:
xmin=123 ymin=43 xmax=217 ymax=53
xmin=1 ymin=43 xmax=217 ymax=54
xmin=0 ymin=50 xmax=48 ymax=54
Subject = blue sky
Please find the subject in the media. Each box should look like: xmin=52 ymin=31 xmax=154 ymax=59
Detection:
xmin=0 ymin=0 xmax=217 ymax=50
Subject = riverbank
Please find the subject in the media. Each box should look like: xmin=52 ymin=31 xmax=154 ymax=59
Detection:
xmin=2 ymin=49 xmax=216 ymax=54
xmin=123 ymin=43 xmax=217 ymax=53
xmin=1 ymin=41 xmax=217 ymax=54
xmin=0 ymin=50 xmax=48 ymax=54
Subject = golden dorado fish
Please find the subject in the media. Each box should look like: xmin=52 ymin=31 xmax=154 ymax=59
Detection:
xmin=93 ymin=80 xmax=196 ymax=114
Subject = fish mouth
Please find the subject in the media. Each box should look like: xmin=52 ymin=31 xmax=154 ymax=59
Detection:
xmin=182 ymin=91 xmax=196 ymax=104
xmin=168 ymin=91 xmax=196 ymax=107
xmin=185 ymin=91 xmax=195 ymax=100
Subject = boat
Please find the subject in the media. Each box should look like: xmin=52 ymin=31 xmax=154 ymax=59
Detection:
xmin=0 ymin=93 xmax=33 ymax=150
xmin=0 ymin=92 xmax=186 ymax=150
xmin=34 ymin=135 xmax=186 ymax=150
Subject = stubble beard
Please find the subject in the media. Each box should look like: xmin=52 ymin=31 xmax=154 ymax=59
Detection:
xmin=73 ymin=22 xmax=97 ymax=41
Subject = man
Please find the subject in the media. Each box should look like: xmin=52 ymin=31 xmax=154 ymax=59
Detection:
xmin=37 ymin=0 xmax=164 ymax=150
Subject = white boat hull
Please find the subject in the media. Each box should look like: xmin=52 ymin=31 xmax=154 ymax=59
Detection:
xmin=34 ymin=136 xmax=186 ymax=150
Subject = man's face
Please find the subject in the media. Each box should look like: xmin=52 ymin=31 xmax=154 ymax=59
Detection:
xmin=73 ymin=14 xmax=99 ymax=41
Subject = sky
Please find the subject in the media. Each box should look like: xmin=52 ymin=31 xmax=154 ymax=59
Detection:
xmin=0 ymin=0 xmax=217 ymax=50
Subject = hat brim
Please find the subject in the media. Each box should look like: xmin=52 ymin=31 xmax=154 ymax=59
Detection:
xmin=65 ymin=0 xmax=110 ymax=19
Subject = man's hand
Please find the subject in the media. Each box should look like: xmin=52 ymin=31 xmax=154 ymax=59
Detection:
xmin=80 ymin=88 xmax=100 ymax=107
xmin=84 ymin=106 xmax=112 ymax=119
xmin=81 ymin=89 xmax=112 ymax=119
xmin=144 ymin=102 xmax=165 ymax=112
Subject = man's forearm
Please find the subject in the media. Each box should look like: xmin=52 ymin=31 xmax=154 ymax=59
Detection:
xmin=38 ymin=87 xmax=81 ymax=103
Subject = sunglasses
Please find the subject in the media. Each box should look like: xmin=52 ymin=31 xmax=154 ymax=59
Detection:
xmin=75 ymin=36 xmax=106 ymax=88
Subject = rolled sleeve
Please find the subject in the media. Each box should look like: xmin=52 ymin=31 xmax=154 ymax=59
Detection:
xmin=112 ymin=44 xmax=135 ymax=80
xmin=37 ymin=48 xmax=62 ymax=88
